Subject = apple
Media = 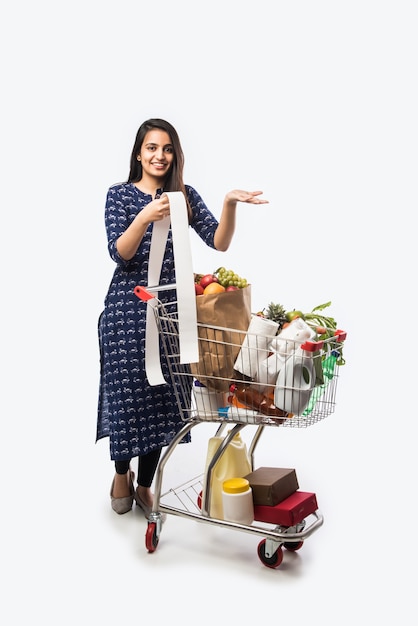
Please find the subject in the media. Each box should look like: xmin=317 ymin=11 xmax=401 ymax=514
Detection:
xmin=225 ymin=286 xmax=239 ymax=291
xmin=195 ymin=283 xmax=204 ymax=296
xmin=199 ymin=274 xmax=218 ymax=289
xmin=285 ymin=309 xmax=304 ymax=322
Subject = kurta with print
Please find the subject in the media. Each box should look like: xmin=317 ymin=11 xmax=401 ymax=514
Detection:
xmin=97 ymin=183 xmax=218 ymax=461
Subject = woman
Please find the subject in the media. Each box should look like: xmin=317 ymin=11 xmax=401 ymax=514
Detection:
xmin=97 ymin=118 xmax=268 ymax=516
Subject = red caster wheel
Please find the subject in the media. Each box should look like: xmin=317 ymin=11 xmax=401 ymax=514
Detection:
xmin=284 ymin=540 xmax=304 ymax=551
xmin=145 ymin=522 xmax=159 ymax=553
xmin=257 ymin=539 xmax=283 ymax=569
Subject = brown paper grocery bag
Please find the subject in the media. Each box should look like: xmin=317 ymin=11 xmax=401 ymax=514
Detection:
xmin=190 ymin=285 xmax=252 ymax=392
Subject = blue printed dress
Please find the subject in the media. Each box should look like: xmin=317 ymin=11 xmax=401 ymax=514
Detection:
xmin=97 ymin=183 xmax=218 ymax=461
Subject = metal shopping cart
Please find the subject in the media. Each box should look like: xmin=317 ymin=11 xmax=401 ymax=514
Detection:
xmin=134 ymin=284 xmax=347 ymax=569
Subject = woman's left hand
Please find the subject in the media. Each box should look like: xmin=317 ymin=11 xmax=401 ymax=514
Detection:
xmin=225 ymin=190 xmax=269 ymax=205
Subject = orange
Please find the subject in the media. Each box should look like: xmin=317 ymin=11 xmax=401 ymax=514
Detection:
xmin=203 ymin=282 xmax=226 ymax=295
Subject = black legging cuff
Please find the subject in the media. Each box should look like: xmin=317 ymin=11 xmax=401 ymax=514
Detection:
xmin=114 ymin=448 xmax=162 ymax=488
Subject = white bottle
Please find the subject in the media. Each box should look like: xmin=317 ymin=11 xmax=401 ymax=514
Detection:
xmin=222 ymin=477 xmax=254 ymax=525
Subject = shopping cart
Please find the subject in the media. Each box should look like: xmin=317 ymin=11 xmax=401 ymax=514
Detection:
xmin=134 ymin=284 xmax=347 ymax=568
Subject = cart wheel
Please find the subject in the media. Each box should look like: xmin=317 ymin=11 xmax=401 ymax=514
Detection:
xmin=197 ymin=490 xmax=202 ymax=509
xmin=283 ymin=540 xmax=304 ymax=551
xmin=257 ymin=539 xmax=283 ymax=569
xmin=145 ymin=522 xmax=159 ymax=553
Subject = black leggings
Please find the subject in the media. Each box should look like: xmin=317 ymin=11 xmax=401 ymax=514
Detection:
xmin=114 ymin=448 xmax=162 ymax=488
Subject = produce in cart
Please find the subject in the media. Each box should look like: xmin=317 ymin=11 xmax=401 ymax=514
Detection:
xmin=258 ymin=300 xmax=346 ymax=366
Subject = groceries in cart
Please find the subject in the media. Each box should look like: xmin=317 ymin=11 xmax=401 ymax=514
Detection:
xmin=202 ymin=434 xmax=320 ymax=529
xmin=190 ymin=280 xmax=347 ymax=423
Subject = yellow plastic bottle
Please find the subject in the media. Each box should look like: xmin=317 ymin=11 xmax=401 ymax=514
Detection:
xmin=202 ymin=431 xmax=252 ymax=519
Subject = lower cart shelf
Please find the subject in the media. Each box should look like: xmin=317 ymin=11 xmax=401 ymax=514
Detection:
xmin=152 ymin=472 xmax=324 ymax=569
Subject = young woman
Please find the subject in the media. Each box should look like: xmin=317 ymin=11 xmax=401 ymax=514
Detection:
xmin=97 ymin=118 xmax=268 ymax=516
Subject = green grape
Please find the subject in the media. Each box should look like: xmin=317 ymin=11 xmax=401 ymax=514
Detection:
xmin=215 ymin=267 xmax=248 ymax=289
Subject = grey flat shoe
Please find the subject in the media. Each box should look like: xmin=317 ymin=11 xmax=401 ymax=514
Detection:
xmin=110 ymin=471 xmax=135 ymax=515
xmin=134 ymin=491 xmax=152 ymax=517
xmin=134 ymin=491 xmax=166 ymax=523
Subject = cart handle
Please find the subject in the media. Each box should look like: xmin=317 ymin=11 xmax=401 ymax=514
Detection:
xmin=301 ymin=340 xmax=324 ymax=352
xmin=134 ymin=286 xmax=154 ymax=301
xmin=134 ymin=283 xmax=178 ymax=302
xmin=301 ymin=329 xmax=347 ymax=352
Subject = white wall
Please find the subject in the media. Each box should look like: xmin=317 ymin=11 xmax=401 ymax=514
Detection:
xmin=2 ymin=1 xmax=416 ymax=623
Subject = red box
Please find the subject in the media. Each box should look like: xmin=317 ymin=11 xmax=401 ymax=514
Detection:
xmin=253 ymin=491 xmax=318 ymax=526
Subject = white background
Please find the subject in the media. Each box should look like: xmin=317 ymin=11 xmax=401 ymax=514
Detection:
xmin=1 ymin=1 xmax=416 ymax=624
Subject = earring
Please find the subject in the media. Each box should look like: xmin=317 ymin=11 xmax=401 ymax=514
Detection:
xmin=137 ymin=156 xmax=141 ymax=162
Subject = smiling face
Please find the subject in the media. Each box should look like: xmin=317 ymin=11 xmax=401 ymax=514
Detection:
xmin=138 ymin=129 xmax=174 ymax=183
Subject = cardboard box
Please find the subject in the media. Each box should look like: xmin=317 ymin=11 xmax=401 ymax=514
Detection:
xmin=254 ymin=491 xmax=318 ymax=526
xmin=244 ymin=467 xmax=299 ymax=506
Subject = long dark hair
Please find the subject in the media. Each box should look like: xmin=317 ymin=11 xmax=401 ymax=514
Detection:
xmin=127 ymin=118 xmax=191 ymax=220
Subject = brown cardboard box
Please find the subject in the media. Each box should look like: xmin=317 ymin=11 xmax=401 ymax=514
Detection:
xmin=244 ymin=467 xmax=299 ymax=506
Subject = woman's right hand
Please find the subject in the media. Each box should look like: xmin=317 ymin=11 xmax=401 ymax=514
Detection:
xmin=139 ymin=194 xmax=171 ymax=224
xmin=117 ymin=195 xmax=171 ymax=260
